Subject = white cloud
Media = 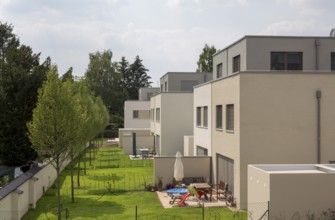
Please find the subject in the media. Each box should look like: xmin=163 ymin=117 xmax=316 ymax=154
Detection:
xmin=260 ymin=20 xmax=319 ymax=35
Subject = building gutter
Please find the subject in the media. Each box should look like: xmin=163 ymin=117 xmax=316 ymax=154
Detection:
xmin=316 ymin=90 xmax=322 ymax=164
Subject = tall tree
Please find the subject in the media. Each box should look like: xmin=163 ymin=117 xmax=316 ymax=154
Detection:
xmin=0 ymin=22 xmax=50 ymax=166
xmin=196 ymin=44 xmax=217 ymax=73
xmin=61 ymin=67 xmax=74 ymax=83
xmin=85 ymin=50 xmax=125 ymax=116
xmin=28 ymin=67 xmax=75 ymax=220
xmin=120 ymin=55 xmax=151 ymax=100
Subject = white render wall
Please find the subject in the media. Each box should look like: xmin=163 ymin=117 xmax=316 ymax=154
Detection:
xmin=193 ymin=82 xmax=212 ymax=156
xmin=124 ymin=101 xmax=150 ymax=128
xmin=150 ymin=93 xmax=193 ymax=156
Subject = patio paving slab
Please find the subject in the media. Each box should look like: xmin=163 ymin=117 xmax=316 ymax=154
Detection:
xmin=156 ymin=191 xmax=227 ymax=209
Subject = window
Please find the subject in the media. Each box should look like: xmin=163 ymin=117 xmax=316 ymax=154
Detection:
xmin=233 ymin=55 xmax=240 ymax=73
xmin=271 ymin=52 xmax=303 ymax=70
xmin=216 ymin=105 xmax=222 ymax=129
xmin=203 ymin=106 xmax=208 ymax=127
xmin=133 ymin=110 xmax=139 ymax=119
xmin=331 ymin=52 xmax=335 ymax=71
xmin=226 ymin=104 xmax=234 ymax=131
xmin=217 ymin=63 xmax=223 ymax=78
xmin=156 ymin=108 xmax=160 ymax=122
xmin=196 ymin=107 xmax=202 ymax=126
xmin=150 ymin=109 xmax=154 ymax=121
xmin=165 ymin=82 xmax=168 ymax=92
xmin=160 ymin=84 xmax=163 ymax=92
xmin=197 ymin=146 xmax=208 ymax=156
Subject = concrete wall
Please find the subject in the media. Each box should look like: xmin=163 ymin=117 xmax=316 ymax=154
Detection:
xmin=194 ymin=82 xmax=212 ymax=156
xmin=124 ymin=101 xmax=150 ymax=128
xmin=118 ymin=129 xmax=153 ymax=154
xmin=138 ymin=87 xmax=160 ymax=101
xmin=213 ymin=38 xmax=247 ymax=80
xmin=160 ymin=93 xmax=194 ymax=156
xmin=183 ymin=136 xmax=194 ymax=156
xmin=0 ymin=160 xmax=69 ymax=220
xmin=248 ymin=165 xmax=335 ymax=220
xmin=240 ymin=72 xmax=335 ymax=208
xmin=213 ymin=36 xmax=335 ymax=81
xmin=211 ymin=74 xmax=241 ymax=201
xmin=154 ymin=156 xmax=211 ymax=187
xmin=160 ymin=72 xmax=212 ymax=92
xmin=246 ymin=37 xmax=335 ymax=71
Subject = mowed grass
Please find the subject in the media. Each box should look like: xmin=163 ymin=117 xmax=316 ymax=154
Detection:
xmin=22 ymin=146 xmax=240 ymax=220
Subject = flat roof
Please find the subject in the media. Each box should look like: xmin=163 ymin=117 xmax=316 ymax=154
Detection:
xmin=251 ymin=164 xmax=335 ymax=174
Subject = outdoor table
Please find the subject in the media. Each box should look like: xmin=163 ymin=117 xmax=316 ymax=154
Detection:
xmin=190 ymin=183 xmax=212 ymax=201
xmin=166 ymin=188 xmax=188 ymax=204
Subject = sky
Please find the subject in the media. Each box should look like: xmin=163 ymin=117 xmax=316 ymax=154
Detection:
xmin=0 ymin=0 xmax=334 ymax=86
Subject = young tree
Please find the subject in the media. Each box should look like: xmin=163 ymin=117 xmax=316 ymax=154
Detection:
xmin=28 ymin=67 xmax=77 ymax=220
xmin=0 ymin=22 xmax=50 ymax=166
xmin=196 ymin=44 xmax=217 ymax=73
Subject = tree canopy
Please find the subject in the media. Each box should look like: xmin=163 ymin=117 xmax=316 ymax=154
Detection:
xmin=196 ymin=44 xmax=217 ymax=73
xmin=0 ymin=22 xmax=51 ymax=166
xmin=119 ymin=55 xmax=152 ymax=100
xmin=28 ymin=67 xmax=109 ymax=219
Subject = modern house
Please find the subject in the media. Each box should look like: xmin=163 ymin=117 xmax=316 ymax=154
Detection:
xmin=248 ymin=164 xmax=335 ymax=219
xmin=124 ymin=87 xmax=160 ymax=129
xmin=150 ymin=72 xmax=212 ymax=156
xmin=119 ymin=87 xmax=159 ymax=154
xmin=193 ymin=35 xmax=335 ymax=209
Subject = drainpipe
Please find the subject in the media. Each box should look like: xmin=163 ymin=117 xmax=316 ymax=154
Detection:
xmin=316 ymin=90 xmax=322 ymax=164
xmin=315 ymin=39 xmax=320 ymax=70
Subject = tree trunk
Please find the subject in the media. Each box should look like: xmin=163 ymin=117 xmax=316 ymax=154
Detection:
xmin=89 ymin=142 xmax=92 ymax=165
xmin=56 ymin=165 xmax=62 ymax=220
xmin=84 ymin=148 xmax=87 ymax=175
xmin=70 ymin=159 xmax=75 ymax=203
xmin=77 ymin=156 xmax=81 ymax=187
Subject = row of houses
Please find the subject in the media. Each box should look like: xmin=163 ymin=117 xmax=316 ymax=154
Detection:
xmin=120 ymin=34 xmax=335 ymax=216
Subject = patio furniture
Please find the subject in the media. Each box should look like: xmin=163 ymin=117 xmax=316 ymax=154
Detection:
xmin=166 ymin=188 xmax=188 ymax=204
xmin=181 ymin=177 xmax=205 ymax=185
xmin=190 ymin=183 xmax=212 ymax=201
xmin=211 ymin=180 xmax=227 ymax=200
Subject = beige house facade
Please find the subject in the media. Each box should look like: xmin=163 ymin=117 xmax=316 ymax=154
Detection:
xmin=194 ymin=35 xmax=335 ymax=209
xmin=150 ymin=92 xmax=194 ymax=156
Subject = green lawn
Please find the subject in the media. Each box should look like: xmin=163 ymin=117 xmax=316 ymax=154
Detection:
xmin=22 ymin=146 xmax=244 ymax=220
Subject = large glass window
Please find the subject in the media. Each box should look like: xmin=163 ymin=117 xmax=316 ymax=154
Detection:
xmin=271 ymin=52 xmax=303 ymax=70
xmin=216 ymin=105 xmax=222 ymax=130
xmin=233 ymin=55 xmax=240 ymax=73
xmin=226 ymin=104 xmax=234 ymax=131
xmin=217 ymin=63 xmax=223 ymax=78
xmin=203 ymin=106 xmax=208 ymax=128
xmin=197 ymin=146 xmax=208 ymax=156
xmin=331 ymin=52 xmax=335 ymax=71
xmin=196 ymin=107 xmax=201 ymax=126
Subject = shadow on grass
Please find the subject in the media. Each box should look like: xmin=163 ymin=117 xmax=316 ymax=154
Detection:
xmin=27 ymin=195 xmax=129 ymax=219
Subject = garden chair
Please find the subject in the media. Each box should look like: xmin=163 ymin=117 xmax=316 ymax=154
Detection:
xmin=212 ymin=180 xmax=227 ymax=200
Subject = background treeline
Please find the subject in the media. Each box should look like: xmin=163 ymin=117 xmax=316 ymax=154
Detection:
xmin=0 ymin=22 xmax=152 ymax=167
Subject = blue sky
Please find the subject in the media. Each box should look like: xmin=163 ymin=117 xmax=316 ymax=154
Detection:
xmin=0 ymin=0 xmax=334 ymax=85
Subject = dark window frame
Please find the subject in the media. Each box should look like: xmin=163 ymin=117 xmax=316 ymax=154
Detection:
xmin=216 ymin=105 xmax=223 ymax=130
xmin=226 ymin=104 xmax=234 ymax=132
xmin=156 ymin=108 xmax=160 ymax=122
xmin=271 ymin=52 xmax=303 ymax=70
xmin=217 ymin=63 xmax=223 ymax=78
xmin=133 ymin=110 xmax=139 ymax=119
xmin=196 ymin=107 xmax=202 ymax=127
xmin=331 ymin=52 xmax=335 ymax=71
xmin=233 ymin=55 xmax=240 ymax=73
xmin=203 ymin=106 xmax=208 ymax=128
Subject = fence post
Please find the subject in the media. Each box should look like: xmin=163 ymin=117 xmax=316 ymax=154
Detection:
xmin=268 ymin=201 xmax=270 ymax=219
xmin=202 ymin=203 xmax=204 ymax=220
xmin=135 ymin=205 xmax=138 ymax=220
